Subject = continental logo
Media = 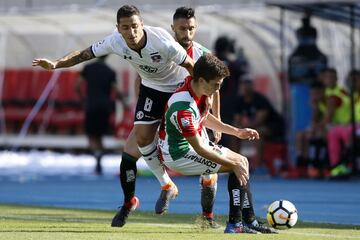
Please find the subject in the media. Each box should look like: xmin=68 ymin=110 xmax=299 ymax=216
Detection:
xmin=184 ymin=154 xmax=217 ymax=169
xmin=139 ymin=65 xmax=158 ymax=73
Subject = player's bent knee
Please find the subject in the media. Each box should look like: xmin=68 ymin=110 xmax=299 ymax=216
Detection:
xmin=123 ymin=146 xmax=141 ymax=159
xmin=135 ymin=132 xmax=155 ymax=147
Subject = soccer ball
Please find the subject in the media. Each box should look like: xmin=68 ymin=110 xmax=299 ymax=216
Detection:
xmin=266 ymin=200 xmax=298 ymax=229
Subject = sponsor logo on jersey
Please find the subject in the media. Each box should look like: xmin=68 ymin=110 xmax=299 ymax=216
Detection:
xmin=150 ymin=52 xmax=162 ymax=63
xmin=139 ymin=65 xmax=158 ymax=73
xmin=184 ymin=153 xmax=217 ymax=169
xmin=232 ymin=189 xmax=241 ymax=206
xmin=136 ymin=111 xmax=144 ymax=120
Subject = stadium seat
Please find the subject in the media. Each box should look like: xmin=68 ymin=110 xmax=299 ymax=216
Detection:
xmin=46 ymin=71 xmax=84 ymax=133
xmin=114 ymin=107 xmax=134 ymax=140
xmin=2 ymin=69 xmax=33 ymax=106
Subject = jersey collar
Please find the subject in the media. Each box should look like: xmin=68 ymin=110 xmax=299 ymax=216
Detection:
xmin=186 ymin=78 xmax=201 ymax=103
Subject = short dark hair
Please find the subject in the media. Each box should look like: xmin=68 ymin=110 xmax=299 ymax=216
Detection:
xmin=173 ymin=6 xmax=195 ymax=21
xmin=193 ymin=54 xmax=230 ymax=83
xmin=117 ymin=5 xmax=141 ymax=23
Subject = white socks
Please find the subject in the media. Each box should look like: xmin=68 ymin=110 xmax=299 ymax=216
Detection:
xmin=138 ymin=141 xmax=171 ymax=187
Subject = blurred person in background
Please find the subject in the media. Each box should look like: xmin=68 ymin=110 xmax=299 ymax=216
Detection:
xmin=320 ymin=68 xmax=350 ymax=177
xmin=233 ymin=76 xmax=285 ymax=174
xmin=214 ymin=35 xmax=250 ymax=148
xmin=288 ymin=15 xmax=327 ymax=85
xmin=296 ymin=80 xmax=329 ymax=178
xmin=75 ymin=55 xmax=125 ymax=175
xmin=326 ymin=70 xmax=360 ymax=177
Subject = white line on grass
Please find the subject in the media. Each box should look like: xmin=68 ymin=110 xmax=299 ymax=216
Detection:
xmin=286 ymin=231 xmax=360 ymax=239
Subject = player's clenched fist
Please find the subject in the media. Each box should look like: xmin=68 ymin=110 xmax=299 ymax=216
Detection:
xmin=32 ymin=58 xmax=56 ymax=70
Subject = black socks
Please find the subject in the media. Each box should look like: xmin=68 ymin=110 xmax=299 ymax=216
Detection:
xmin=120 ymin=152 xmax=138 ymax=202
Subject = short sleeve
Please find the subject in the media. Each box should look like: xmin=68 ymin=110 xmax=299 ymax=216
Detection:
xmin=168 ymin=41 xmax=187 ymax=65
xmin=157 ymin=28 xmax=187 ymax=65
xmin=91 ymin=33 xmax=114 ymax=57
xmin=173 ymin=109 xmax=197 ymax=137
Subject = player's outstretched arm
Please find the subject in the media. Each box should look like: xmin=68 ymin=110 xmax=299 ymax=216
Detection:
xmin=32 ymin=47 xmax=95 ymax=70
xmin=204 ymin=113 xmax=259 ymax=140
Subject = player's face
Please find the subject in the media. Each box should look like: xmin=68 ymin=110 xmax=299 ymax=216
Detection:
xmin=201 ymin=77 xmax=223 ymax=96
xmin=117 ymin=15 xmax=144 ymax=48
xmin=172 ymin=17 xmax=197 ymax=49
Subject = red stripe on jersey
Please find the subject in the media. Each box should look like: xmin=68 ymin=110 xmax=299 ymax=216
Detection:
xmin=177 ymin=109 xmax=197 ymax=137
xmin=187 ymin=45 xmax=193 ymax=59
xmin=159 ymin=105 xmax=168 ymax=140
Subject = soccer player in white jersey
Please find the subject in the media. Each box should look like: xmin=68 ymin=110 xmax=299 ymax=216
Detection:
xmin=159 ymin=54 xmax=261 ymax=234
xmin=32 ymin=5 xmax=194 ymax=227
xmin=170 ymin=7 xmax=277 ymax=233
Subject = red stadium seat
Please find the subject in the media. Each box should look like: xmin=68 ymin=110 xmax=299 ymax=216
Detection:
xmin=30 ymin=70 xmax=52 ymax=102
xmin=2 ymin=69 xmax=33 ymax=106
xmin=48 ymin=71 xmax=81 ymax=108
xmin=45 ymin=71 xmax=83 ymax=133
xmin=263 ymin=142 xmax=289 ymax=176
xmin=115 ymin=108 xmax=134 ymax=140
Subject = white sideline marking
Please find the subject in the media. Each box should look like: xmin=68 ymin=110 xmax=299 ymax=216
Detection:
xmin=285 ymin=231 xmax=360 ymax=239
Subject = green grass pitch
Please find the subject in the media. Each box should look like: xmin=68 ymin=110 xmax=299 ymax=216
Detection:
xmin=0 ymin=204 xmax=359 ymax=240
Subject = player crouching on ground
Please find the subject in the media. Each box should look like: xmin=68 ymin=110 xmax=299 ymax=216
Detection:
xmin=158 ymin=54 xmax=262 ymax=234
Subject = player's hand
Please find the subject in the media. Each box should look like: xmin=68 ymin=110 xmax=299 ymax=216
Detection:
xmin=233 ymin=156 xmax=249 ymax=186
xmin=237 ymin=128 xmax=259 ymax=140
xmin=213 ymin=131 xmax=222 ymax=144
xmin=32 ymin=58 xmax=56 ymax=70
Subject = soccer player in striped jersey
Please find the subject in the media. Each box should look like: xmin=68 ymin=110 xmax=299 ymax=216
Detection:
xmin=169 ymin=7 xmax=277 ymax=233
xmin=171 ymin=6 xmax=221 ymax=228
xmin=159 ymin=54 xmax=261 ymax=234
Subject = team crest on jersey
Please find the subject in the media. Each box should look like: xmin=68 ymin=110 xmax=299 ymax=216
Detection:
xmin=181 ymin=117 xmax=190 ymax=127
xmin=150 ymin=52 xmax=162 ymax=63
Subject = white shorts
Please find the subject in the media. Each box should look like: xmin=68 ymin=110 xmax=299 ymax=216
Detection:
xmin=161 ymin=141 xmax=227 ymax=175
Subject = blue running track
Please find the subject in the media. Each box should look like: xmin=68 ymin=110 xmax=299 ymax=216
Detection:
xmin=0 ymin=174 xmax=359 ymax=225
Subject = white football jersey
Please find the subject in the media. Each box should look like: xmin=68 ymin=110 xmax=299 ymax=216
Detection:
xmin=91 ymin=26 xmax=188 ymax=92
